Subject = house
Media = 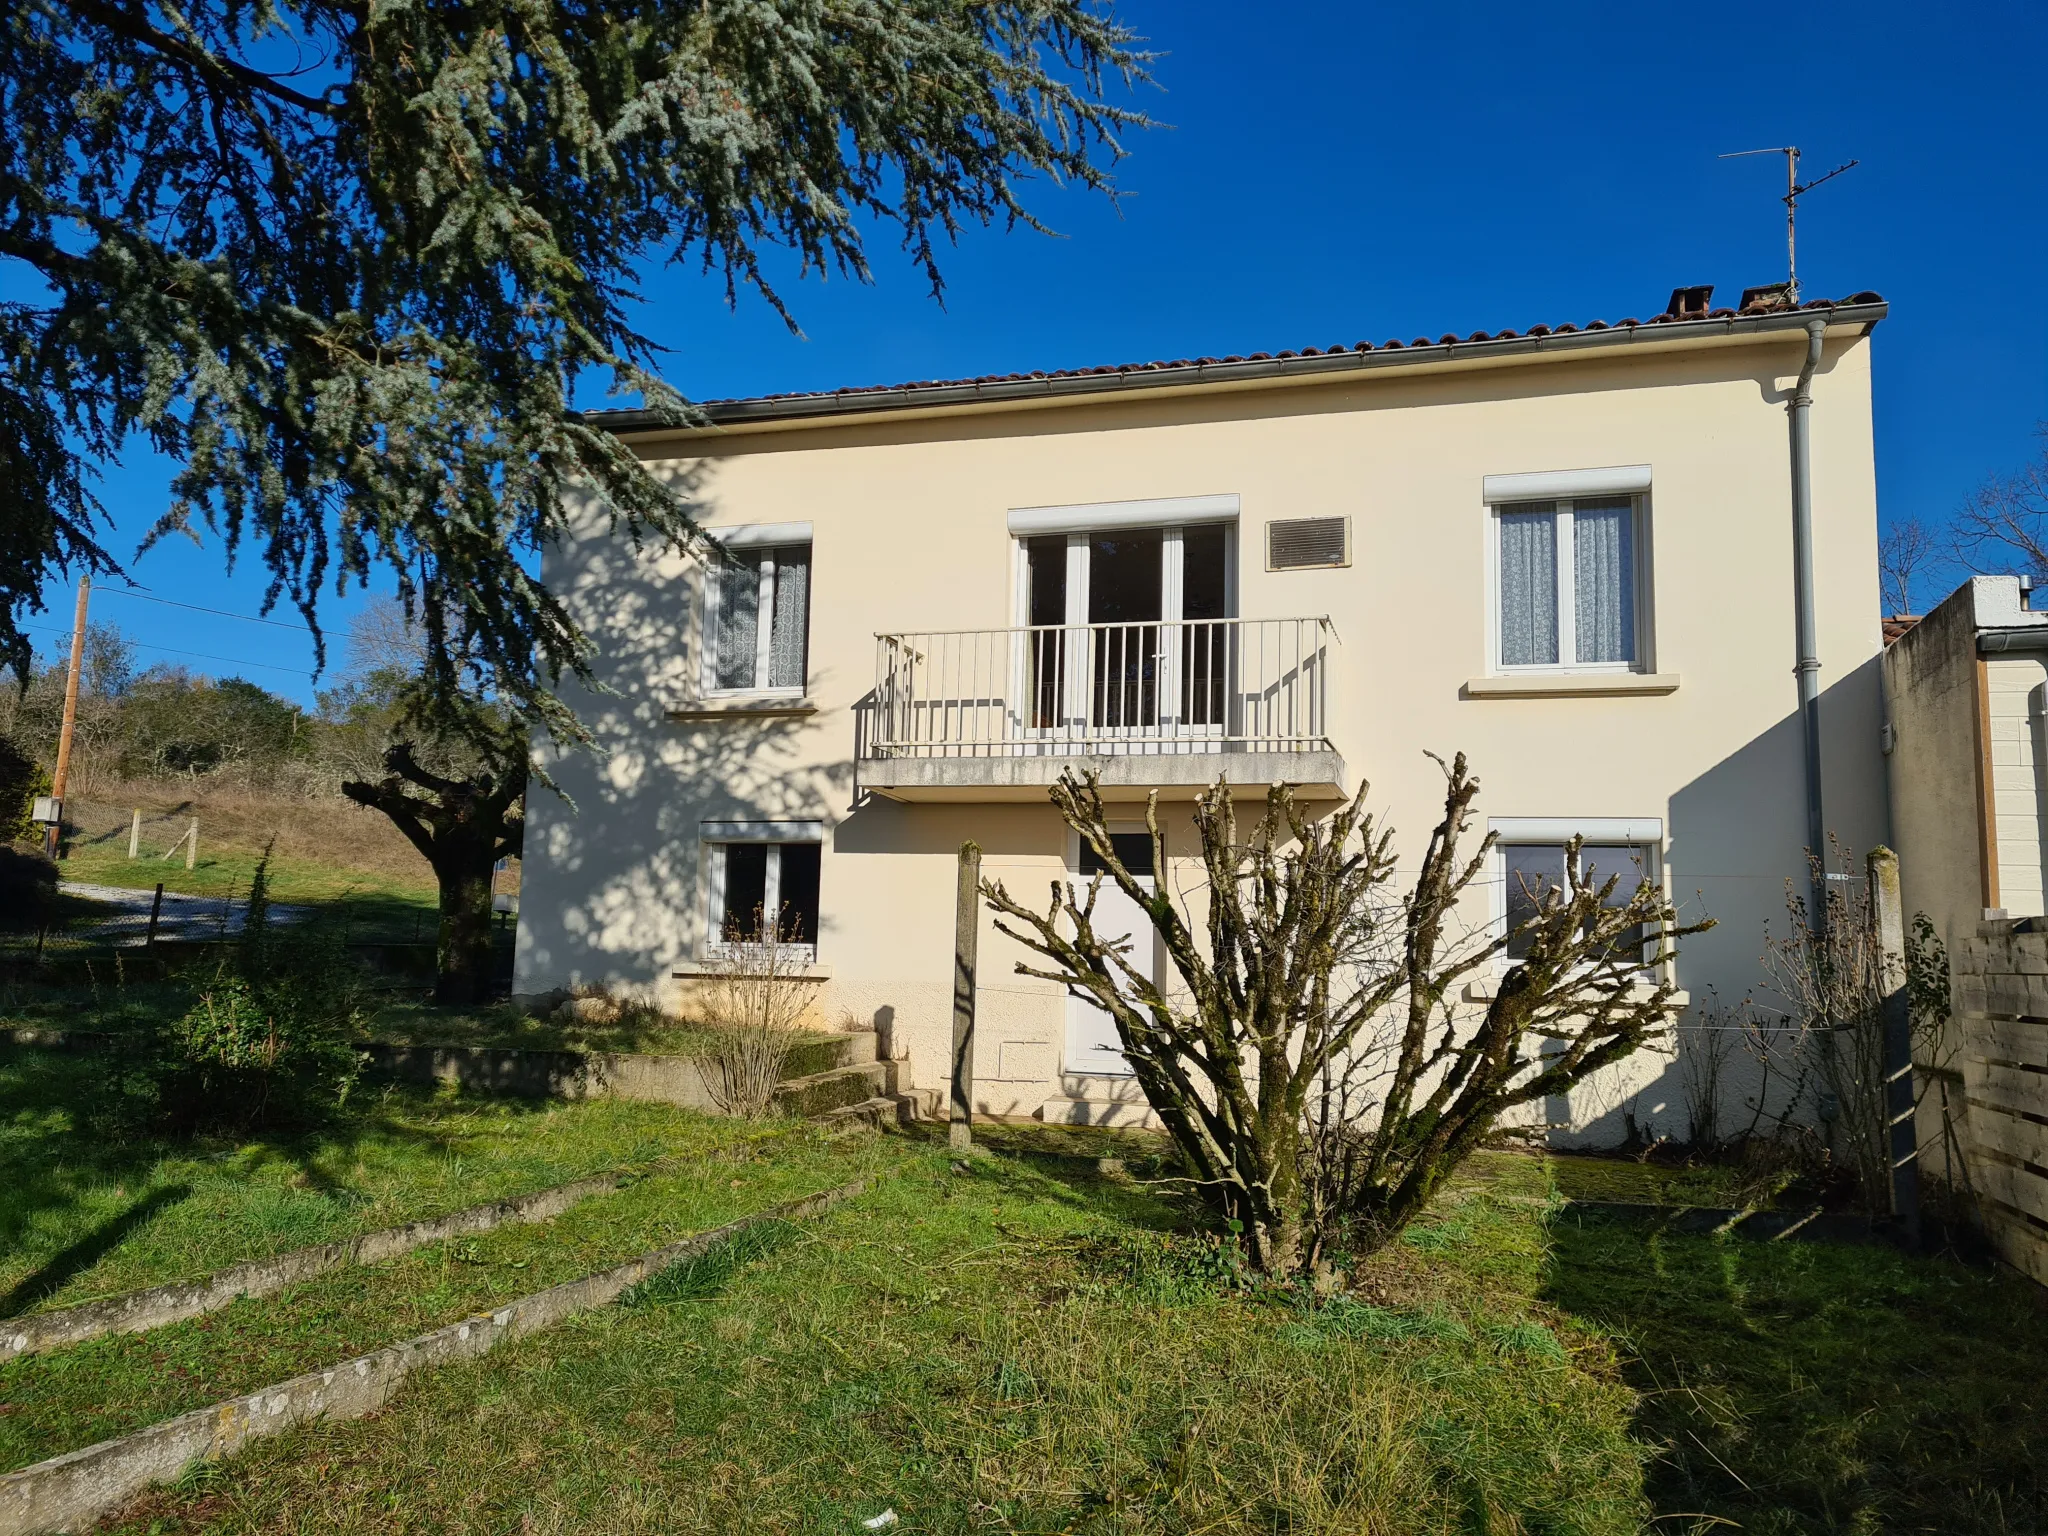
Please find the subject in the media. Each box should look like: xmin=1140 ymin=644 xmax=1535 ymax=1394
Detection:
xmin=514 ymin=285 xmax=1892 ymax=1141
xmin=1884 ymin=576 xmax=2048 ymax=940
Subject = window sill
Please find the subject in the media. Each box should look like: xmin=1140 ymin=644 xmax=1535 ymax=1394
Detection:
xmin=1462 ymin=673 xmax=1679 ymax=699
xmin=667 ymin=697 xmax=818 ymax=721
xmin=1461 ymin=979 xmax=1688 ymax=1007
xmin=672 ymin=959 xmax=833 ymax=980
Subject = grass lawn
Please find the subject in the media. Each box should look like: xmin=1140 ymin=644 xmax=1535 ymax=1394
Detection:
xmin=0 ymin=1046 xmax=809 ymax=1315
xmin=0 ymin=1108 xmax=897 ymax=1474
xmin=5 ymin=1049 xmax=2042 ymax=1533
xmin=105 ymin=1135 xmax=1655 ymax=1536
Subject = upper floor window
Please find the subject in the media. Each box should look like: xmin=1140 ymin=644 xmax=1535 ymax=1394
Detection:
xmin=707 ymin=542 xmax=811 ymax=693
xmin=1495 ymin=497 xmax=1642 ymax=671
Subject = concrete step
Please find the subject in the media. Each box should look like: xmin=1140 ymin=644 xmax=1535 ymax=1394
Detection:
xmin=816 ymin=1086 xmax=939 ymax=1132
xmin=773 ymin=1060 xmax=896 ymax=1118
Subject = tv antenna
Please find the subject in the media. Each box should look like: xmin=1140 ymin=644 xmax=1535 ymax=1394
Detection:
xmin=1719 ymin=146 xmax=1859 ymax=303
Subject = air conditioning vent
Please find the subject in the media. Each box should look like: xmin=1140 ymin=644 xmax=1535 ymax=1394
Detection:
xmin=1266 ymin=516 xmax=1350 ymax=571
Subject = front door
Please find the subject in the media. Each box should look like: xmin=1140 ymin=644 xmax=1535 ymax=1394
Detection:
xmin=1063 ymin=832 xmax=1156 ymax=1077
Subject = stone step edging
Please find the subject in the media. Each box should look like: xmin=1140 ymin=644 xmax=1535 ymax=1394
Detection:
xmin=0 ymin=1177 xmax=871 ymax=1536
xmin=1 ymin=1174 xmax=622 ymax=1363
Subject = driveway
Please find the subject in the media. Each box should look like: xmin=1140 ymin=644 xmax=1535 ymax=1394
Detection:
xmin=57 ymin=881 xmax=310 ymax=943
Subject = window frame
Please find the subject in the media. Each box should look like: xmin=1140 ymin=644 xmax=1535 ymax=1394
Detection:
xmin=701 ymin=540 xmax=812 ymax=699
xmin=1487 ymin=819 xmax=1665 ymax=976
xmin=701 ymin=820 xmax=824 ymax=964
xmin=1486 ymin=494 xmax=1650 ymax=676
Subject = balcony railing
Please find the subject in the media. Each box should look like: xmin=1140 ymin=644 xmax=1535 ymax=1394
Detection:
xmin=868 ymin=617 xmax=1335 ymax=760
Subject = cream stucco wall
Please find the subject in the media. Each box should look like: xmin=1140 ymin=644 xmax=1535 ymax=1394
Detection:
xmin=516 ymin=324 xmax=1890 ymax=1142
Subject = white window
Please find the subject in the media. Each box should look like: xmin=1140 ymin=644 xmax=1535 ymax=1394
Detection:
xmin=1490 ymin=819 xmax=1662 ymax=967
xmin=703 ymin=821 xmax=823 ymax=959
xmin=705 ymin=542 xmax=811 ymax=694
xmin=1491 ymin=497 xmax=1645 ymax=672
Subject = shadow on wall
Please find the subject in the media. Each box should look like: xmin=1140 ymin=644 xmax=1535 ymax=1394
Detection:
xmin=516 ymin=467 xmax=857 ymax=993
xmin=1550 ymin=658 xmax=1888 ymax=1149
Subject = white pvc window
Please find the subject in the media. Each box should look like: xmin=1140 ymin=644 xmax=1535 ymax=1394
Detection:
xmin=1493 ymin=498 xmax=1643 ymax=672
xmin=705 ymin=839 xmax=822 ymax=959
xmin=705 ymin=543 xmax=811 ymax=694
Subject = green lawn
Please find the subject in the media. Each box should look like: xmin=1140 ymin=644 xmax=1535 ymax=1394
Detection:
xmin=0 ymin=1047 xmax=790 ymax=1314
xmin=4 ymin=1047 xmax=2042 ymax=1532
xmin=0 ymin=1110 xmax=896 ymax=1474
xmin=104 ymin=1135 xmax=1655 ymax=1536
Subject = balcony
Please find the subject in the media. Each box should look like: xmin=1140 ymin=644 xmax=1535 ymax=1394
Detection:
xmin=860 ymin=617 xmax=1344 ymax=800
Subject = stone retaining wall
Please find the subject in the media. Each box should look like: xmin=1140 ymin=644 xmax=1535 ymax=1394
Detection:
xmin=0 ymin=1179 xmax=870 ymax=1536
xmin=1 ymin=1175 xmax=619 ymax=1362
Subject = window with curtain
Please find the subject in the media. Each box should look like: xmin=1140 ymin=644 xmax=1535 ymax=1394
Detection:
xmin=708 ymin=543 xmax=811 ymax=692
xmin=1494 ymin=498 xmax=1640 ymax=670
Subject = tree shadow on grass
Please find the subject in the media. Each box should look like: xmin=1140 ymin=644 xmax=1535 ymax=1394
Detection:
xmin=0 ymin=1045 xmax=569 ymax=1306
xmin=0 ymin=1183 xmax=190 ymax=1317
xmin=1541 ymin=1204 xmax=2048 ymax=1535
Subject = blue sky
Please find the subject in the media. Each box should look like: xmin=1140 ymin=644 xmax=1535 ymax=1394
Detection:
xmin=28 ymin=0 xmax=2048 ymax=705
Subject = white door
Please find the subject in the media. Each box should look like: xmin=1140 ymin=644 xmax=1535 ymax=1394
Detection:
xmin=1064 ymin=833 xmax=1157 ymax=1077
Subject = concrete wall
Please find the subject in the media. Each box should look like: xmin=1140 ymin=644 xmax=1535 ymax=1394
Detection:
xmin=516 ymin=322 xmax=1891 ymax=1143
xmin=1884 ymin=585 xmax=1991 ymax=951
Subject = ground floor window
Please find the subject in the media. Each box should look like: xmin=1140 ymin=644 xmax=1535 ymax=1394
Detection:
xmin=705 ymin=831 xmax=822 ymax=959
xmin=1492 ymin=823 xmax=1660 ymax=965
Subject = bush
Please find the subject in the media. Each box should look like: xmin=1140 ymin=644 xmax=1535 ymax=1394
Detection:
xmin=0 ymin=735 xmax=49 ymax=843
xmin=0 ymin=846 xmax=58 ymax=931
xmin=98 ymin=854 xmax=367 ymax=1134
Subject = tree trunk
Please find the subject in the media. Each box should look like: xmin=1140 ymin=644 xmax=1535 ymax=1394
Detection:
xmin=433 ymin=853 xmax=499 ymax=1006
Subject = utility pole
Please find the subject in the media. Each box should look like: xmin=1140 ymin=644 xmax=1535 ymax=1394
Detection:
xmin=950 ymin=841 xmax=982 ymax=1153
xmin=44 ymin=576 xmax=89 ymax=860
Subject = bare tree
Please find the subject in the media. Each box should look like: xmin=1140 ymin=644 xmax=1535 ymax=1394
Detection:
xmin=342 ymin=733 xmax=524 ymax=1005
xmin=981 ymin=759 xmax=1710 ymax=1275
xmin=1879 ymin=516 xmax=1940 ymax=616
xmin=1952 ymin=427 xmax=2048 ymax=582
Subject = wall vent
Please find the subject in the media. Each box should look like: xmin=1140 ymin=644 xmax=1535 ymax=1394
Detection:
xmin=1266 ymin=516 xmax=1350 ymax=571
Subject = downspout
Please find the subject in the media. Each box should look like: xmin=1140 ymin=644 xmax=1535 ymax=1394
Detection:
xmin=1789 ymin=317 xmax=1828 ymax=911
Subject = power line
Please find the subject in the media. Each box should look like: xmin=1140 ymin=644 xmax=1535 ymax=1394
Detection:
xmin=24 ymin=623 xmax=316 ymax=679
xmin=96 ymin=585 xmax=312 ymax=632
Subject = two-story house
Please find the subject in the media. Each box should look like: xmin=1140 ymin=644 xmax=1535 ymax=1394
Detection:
xmin=515 ymin=285 xmax=1891 ymax=1142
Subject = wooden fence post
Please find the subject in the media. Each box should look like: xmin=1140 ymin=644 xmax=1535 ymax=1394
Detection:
xmin=951 ymin=841 xmax=982 ymax=1153
xmin=1869 ymin=846 xmax=1921 ymax=1246
xmin=145 ymin=883 xmax=163 ymax=949
xmin=186 ymin=818 xmax=198 ymax=872
xmin=128 ymin=809 xmax=141 ymax=860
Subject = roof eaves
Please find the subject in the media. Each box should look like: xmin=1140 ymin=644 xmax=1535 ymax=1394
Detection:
xmin=591 ymin=295 xmax=1887 ymax=436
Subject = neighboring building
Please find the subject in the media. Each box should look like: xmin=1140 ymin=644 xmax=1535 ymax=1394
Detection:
xmin=515 ymin=286 xmax=1892 ymax=1141
xmin=1885 ymin=576 xmax=2048 ymax=940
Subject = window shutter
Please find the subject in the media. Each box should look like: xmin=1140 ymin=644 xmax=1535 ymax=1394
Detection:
xmin=1266 ymin=517 xmax=1350 ymax=570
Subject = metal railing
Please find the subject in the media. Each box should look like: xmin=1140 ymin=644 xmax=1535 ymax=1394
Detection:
xmin=869 ymin=616 xmax=1335 ymax=759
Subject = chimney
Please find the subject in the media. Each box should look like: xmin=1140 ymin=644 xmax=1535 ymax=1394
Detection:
xmin=1740 ymin=281 xmax=1794 ymax=313
xmin=1666 ymin=284 xmax=1715 ymax=320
